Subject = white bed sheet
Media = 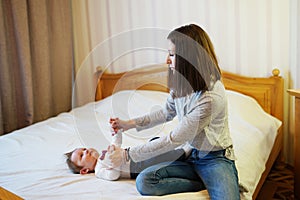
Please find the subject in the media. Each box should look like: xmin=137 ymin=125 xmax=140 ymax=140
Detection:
xmin=0 ymin=90 xmax=281 ymax=200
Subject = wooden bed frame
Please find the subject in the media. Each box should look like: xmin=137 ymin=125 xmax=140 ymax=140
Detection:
xmin=95 ymin=64 xmax=284 ymax=199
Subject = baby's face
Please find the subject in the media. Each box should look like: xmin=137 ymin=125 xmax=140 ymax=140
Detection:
xmin=71 ymin=148 xmax=99 ymax=170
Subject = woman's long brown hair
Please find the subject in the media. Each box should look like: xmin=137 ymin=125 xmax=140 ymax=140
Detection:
xmin=167 ymin=24 xmax=221 ymax=97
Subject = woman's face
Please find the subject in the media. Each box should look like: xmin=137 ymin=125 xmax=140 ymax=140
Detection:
xmin=167 ymin=40 xmax=175 ymax=72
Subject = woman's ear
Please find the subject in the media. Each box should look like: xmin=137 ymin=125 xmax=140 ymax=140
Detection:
xmin=80 ymin=168 xmax=90 ymax=175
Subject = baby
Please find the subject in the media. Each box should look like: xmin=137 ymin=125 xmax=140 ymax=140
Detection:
xmin=65 ymin=131 xmax=187 ymax=181
xmin=94 ymin=130 xmax=129 ymax=180
xmin=65 ymin=130 xmax=129 ymax=180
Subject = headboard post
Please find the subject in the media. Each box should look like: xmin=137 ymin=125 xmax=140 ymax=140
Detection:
xmin=221 ymin=70 xmax=283 ymax=122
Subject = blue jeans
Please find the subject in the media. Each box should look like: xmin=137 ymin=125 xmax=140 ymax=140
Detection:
xmin=130 ymin=148 xmax=186 ymax=178
xmin=136 ymin=149 xmax=240 ymax=200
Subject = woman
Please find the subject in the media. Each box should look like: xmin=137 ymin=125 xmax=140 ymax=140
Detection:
xmin=108 ymin=24 xmax=240 ymax=200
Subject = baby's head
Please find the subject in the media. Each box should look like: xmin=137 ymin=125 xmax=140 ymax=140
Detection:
xmin=65 ymin=148 xmax=99 ymax=174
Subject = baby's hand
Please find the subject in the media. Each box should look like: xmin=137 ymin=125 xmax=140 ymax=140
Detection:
xmin=99 ymin=150 xmax=107 ymax=160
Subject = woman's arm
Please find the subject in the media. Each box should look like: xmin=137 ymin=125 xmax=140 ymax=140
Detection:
xmin=110 ymin=92 xmax=177 ymax=133
xmin=133 ymin=92 xmax=178 ymax=131
xmin=129 ymin=95 xmax=213 ymax=162
xmin=110 ymin=118 xmax=136 ymax=133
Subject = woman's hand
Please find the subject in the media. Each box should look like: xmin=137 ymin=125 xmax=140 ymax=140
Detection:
xmin=107 ymin=145 xmax=126 ymax=168
xmin=109 ymin=117 xmax=136 ymax=133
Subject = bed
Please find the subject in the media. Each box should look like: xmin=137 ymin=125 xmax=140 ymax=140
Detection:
xmin=0 ymin=64 xmax=283 ymax=200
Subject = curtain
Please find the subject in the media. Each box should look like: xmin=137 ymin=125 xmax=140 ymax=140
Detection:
xmin=0 ymin=0 xmax=73 ymax=135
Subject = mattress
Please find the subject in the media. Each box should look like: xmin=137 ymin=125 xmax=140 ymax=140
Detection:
xmin=0 ymin=90 xmax=282 ymax=200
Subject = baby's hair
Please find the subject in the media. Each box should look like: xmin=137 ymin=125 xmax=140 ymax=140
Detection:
xmin=65 ymin=150 xmax=81 ymax=174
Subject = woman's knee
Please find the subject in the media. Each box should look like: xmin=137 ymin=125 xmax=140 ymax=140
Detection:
xmin=136 ymin=173 xmax=155 ymax=196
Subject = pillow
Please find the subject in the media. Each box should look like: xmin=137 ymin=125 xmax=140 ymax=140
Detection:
xmin=226 ymin=90 xmax=282 ymax=197
xmin=226 ymin=90 xmax=282 ymax=135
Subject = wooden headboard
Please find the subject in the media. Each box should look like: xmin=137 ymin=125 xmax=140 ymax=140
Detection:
xmin=95 ymin=64 xmax=283 ymax=121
